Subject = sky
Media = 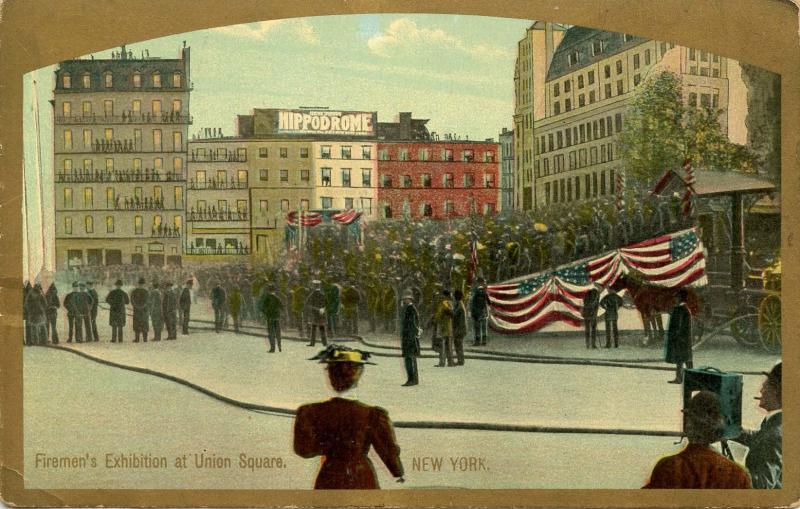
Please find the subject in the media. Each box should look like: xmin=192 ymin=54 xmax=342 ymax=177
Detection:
xmin=22 ymin=14 xmax=532 ymax=276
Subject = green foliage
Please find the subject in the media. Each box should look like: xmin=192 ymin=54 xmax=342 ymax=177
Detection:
xmin=619 ymin=71 xmax=757 ymax=184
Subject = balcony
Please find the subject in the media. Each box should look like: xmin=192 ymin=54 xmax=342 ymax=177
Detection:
xmin=187 ymin=179 xmax=248 ymax=190
xmin=189 ymin=151 xmax=247 ymax=163
xmin=151 ymin=226 xmax=182 ymax=238
xmin=114 ymin=196 xmax=180 ymax=211
xmin=84 ymin=139 xmax=184 ymax=153
xmin=187 ymin=209 xmax=249 ymax=222
xmin=55 ymin=113 xmax=193 ymax=125
xmin=56 ymin=169 xmax=185 ymax=183
xmin=185 ymin=245 xmax=251 ymax=256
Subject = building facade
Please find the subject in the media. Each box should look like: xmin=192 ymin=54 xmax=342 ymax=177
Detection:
xmin=499 ymin=127 xmax=514 ymax=211
xmin=376 ymin=140 xmax=500 ymax=219
xmin=53 ymin=45 xmax=191 ymax=271
xmin=514 ymin=25 xmax=733 ymax=210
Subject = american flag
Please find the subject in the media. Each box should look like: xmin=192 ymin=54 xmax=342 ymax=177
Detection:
xmin=286 ymin=211 xmax=322 ymax=227
xmin=487 ymin=228 xmax=706 ymax=334
xmin=331 ymin=209 xmax=363 ymax=225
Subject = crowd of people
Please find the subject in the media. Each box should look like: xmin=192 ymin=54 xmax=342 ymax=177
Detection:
xmin=57 ymin=168 xmax=182 ymax=183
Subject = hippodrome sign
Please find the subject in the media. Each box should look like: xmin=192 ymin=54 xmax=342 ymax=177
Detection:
xmin=277 ymin=109 xmax=376 ymax=136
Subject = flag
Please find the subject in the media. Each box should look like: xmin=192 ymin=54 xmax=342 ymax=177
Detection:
xmin=681 ymin=158 xmax=695 ymax=217
xmin=487 ymin=228 xmax=706 ymax=334
xmin=615 ymin=170 xmax=625 ymax=211
xmin=331 ymin=209 xmax=362 ymax=225
xmin=286 ymin=211 xmax=322 ymax=227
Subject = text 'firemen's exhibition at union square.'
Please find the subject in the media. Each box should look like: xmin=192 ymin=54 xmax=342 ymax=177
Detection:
xmin=22 ymin=17 xmax=781 ymax=490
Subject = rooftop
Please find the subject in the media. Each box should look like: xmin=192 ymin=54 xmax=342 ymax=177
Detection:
xmin=546 ymin=27 xmax=648 ymax=82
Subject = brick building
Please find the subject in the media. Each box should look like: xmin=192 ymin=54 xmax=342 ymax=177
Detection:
xmin=376 ymin=140 xmax=500 ymax=219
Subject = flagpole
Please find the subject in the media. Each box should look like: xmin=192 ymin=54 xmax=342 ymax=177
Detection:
xmin=22 ymin=166 xmax=32 ymax=282
xmin=32 ymin=79 xmax=48 ymax=274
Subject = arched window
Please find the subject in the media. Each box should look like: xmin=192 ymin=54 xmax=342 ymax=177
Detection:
xmin=152 ymin=72 xmax=161 ymax=88
xmin=172 ymin=72 xmax=182 ymax=87
xmin=62 ymin=73 xmax=71 ymax=89
xmin=132 ymin=72 xmax=141 ymax=88
xmin=81 ymin=73 xmax=91 ymax=88
xmin=104 ymin=71 xmax=113 ymax=88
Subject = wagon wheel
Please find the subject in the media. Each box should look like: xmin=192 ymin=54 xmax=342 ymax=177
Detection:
xmin=729 ymin=302 xmax=761 ymax=348
xmin=758 ymin=294 xmax=781 ymax=353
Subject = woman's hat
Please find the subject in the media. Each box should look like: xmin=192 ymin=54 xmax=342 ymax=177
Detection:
xmin=309 ymin=344 xmax=376 ymax=365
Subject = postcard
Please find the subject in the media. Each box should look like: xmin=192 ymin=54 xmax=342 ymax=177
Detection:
xmin=1 ymin=0 xmax=797 ymax=507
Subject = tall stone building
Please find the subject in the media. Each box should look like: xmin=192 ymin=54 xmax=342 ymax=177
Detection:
xmin=499 ymin=127 xmax=514 ymax=211
xmin=53 ymin=45 xmax=191 ymax=270
xmin=513 ymin=25 xmax=736 ymax=210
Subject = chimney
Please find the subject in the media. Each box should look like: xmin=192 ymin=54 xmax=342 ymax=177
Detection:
xmin=399 ymin=112 xmax=412 ymax=140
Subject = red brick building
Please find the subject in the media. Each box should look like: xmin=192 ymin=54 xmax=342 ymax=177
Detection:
xmin=376 ymin=141 xmax=500 ymax=219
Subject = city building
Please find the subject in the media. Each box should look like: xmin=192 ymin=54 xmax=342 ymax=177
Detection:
xmin=53 ymin=45 xmax=191 ymax=271
xmin=499 ymin=127 xmax=514 ymax=211
xmin=514 ymin=24 xmax=736 ymax=210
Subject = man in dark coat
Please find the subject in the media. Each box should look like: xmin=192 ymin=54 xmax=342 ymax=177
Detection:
xmin=86 ymin=281 xmax=100 ymax=341
xmin=452 ymin=289 xmax=467 ymax=366
xmin=665 ymin=288 xmax=693 ymax=383
xmin=179 ymin=279 xmax=193 ymax=335
xmin=25 ymin=283 xmax=48 ymax=345
xmin=324 ymin=281 xmax=341 ymax=336
xmin=131 ymin=277 xmax=150 ymax=342
xmin=400 ymin=290 xmax=420 ymax=386
xmin=600 ymin=287 xmax=624 ymax=348
xmin=259 ymin=284 xmax=283 ymax=352
xmin=162 ymin=281 xmax=178 ymax=340
xmin=582 ymin=286 xmax=600 ymax=348
xmin=228 ymin=285 xmax=242 ymax=333
xmin=210 ymin=282 xmax=227 ymax=333
xmin=469 ymin=278 xmax=489 ymax=346
xmin=304 ymin=280 xmax=328 ymax=347
xmin=73 ymin=282 xmax=93 ymax=343
xmin=149 ymin=280 xmax=163 ymax=341
xmin=63 ymin=281 xmax=78 ymax=343
xmin=106 ymin=279 xmax=130 ymax=343
xmin=44 ymin=282 xmax=60 ymax=344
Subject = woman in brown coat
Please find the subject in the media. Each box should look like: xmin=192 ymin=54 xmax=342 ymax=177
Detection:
xmin=293 ymin=345 xmax=405 ymax=489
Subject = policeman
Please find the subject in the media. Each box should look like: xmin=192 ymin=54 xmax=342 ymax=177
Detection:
xmin=106 ymin=279 xmax=130 ymax=343
xmin=162 ymin=281 xmax=178 ymax=340
xmin=64 ymin=282 xmax=78 ymax=343
xmin=179 ymin=279 xmax=193 ymax=335
xmin=131 ymin=277 xmax=150 ymax=342
xmin=149 ymin=280 xmax=164 ymax=341
xmin=86 ymin=281 xmax=100 ymax=341
xmin=259 ymin=284 xmax=283 ymax=352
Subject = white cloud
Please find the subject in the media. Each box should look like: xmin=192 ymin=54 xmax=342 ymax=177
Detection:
xmin=367 ymin=18 xmax=512 ymax=60
xmin=212 ymin=19 xmax=318 ymax=44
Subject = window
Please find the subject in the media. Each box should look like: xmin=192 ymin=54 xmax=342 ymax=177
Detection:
xmin=341 ymin=146 xmax=351 ymax=159
xmin=153 ymin=129 xmax=162 ymax=151
xmin=106 ymin=188 xmax=114 ymax=207
xmin=361 ymin=146 xmax=371 ymax=159
xmin=104 ymin=72 xmax=113 ymax=88
xmin=462 ymin=149 xmax=475 ymax=162
xmin=62 ymin=101 xmax=71 ymax=117
xmin=173 ymin=132 xmax=182 ymax=151
xmin=588 ymin=70 xmax=595 ymax=85
xmin=633 ymin=54 xmax=640 ymax=70
xmin=154 ymin=157 xmax=163 ymax=171
xmin=172 ymin=99 xmax=182 ymax=113
xmin=381 ymin=174 xmax=392 ymax=187
xmin=589 ymin=90 xmax=596 ymax=103
xmin=83 ymin=188 xmax=93 ymax=209
xmin=64 ymin=217 xmax=72 ymax=234
xmin=62 ymin=74 xmax=71 ymax=89
xmin=443 ymin=149 xmax=454 ymax=161
xmin=172 ymin=72 xmax=182 ymax=87
xmin=578 ymin=94 xmax=585 ymax=107
xmin=259 ymin=147 xmax=268 ymax=158
xmin=82 ymin=73 xmax=90 ymax=88
xmin=545 ymin=182 xmax=551 ymax=204
xmin=63 ymin=159 xmax=73 ymax=172
xmin=700 ymin=93 xmax=711 ymax=108
xmin=634 ymin=74 xmax=641 ymax=86
xmin=599 ymin=120 xmax=606 ymax=138
xmin=564 ymin=80 xmax=571 ymax=92
xmin=63 ymin=188 xmax=73 ymax=208
xmin=361 ymin=169 xmax=371 ymax=186
xmin=484 ymin=151 xmax=495 ymax=162
xmin=604 ymin=65 xmax=611 ymax=79
xmin=578 ymin=75 xmax=585 ymax=89
xmin=378 ymin=148 xmax=389 ymax=161
xmin=133 ymin=72 xmax=141 ymax=88
xmin=281 ymin=200 xmax=289 ymax=212
xmin=321 ymin=168 xmax=331 ymax=186
xmin=135 ymin=216 xmax=143 ymax=234
xmin=301 ymin=170 xmax=310 ymax=181
xmin=280 ymin=169 xmax=289 ymax=182
xmin=83 ymin=130 xmax=91 ymax=148
xmin=402 ymin=175 xmax=412 ymax=188
xmin=590 ymin=146 xmax=598 ymax=164
xmin=593 ymin=121 xmax=599 ymax=139
xmin=443 ymin=201 xmax=455 ymax=215
xmin=700 ymin=67 xmax=709 ymax=77
xmin=565 ymin=98 xmax=571 ymax=112
xmin=259 ymin=200 xmax=268 ymax=215
xmin=606 ymin=116 xmax=613 ymax=134
xmin=557 ymin=131 xmax=563 ymax=149
xmin=321 ymin=146 xmax=331 ymax=159
xmin=615 ymin=113 xmax=623 ymax=132
xmin=85 ymin=216 xmax=94 ymax=234
xmin=63 ymin=130 xmax=73 ymax=150
xmin=106 ymin=216 xmax=114 ymax=233
xmin=421 ymin=203 xmax=433 ymax=217
xmin=553 ymin=82 xmax=560 ymax=97
xmin=236 ymin=169 xmax=248 ymax=185
xmin=398 ymin=148 xmax=409 ymax=161
xmin=361 ymin=197 xmax=373 ymax=215
xmin=152 ymin=72 xmax=161 ymax=88
xmin=568 ymin=50 xmax=579 ymax=66
xmin=713 ymin=93 xmax=719 ymax=108
xmin=321 ymin=197 xmax=333 ymax=210
xmin=484 ymin=173 xmax=495 ymax=188
xmin=712 ymin=68 xmax=720 ymax=78
xmin=341 ymin=169 xmax=351 ymax=187
xmin=617 ymin=80 xmax=624 ymax=95
xmin=601 ymin=144 xmax=607 ymax=163
xmin=616 ymin=60 xmax=623 ymax=74
xmin=421 ymin=173 xmax=432 ymax=188
xmin=700 ymin=50 xmax=708 ymax=62
xmin=342 ymin=197 xmax=353 ymax=210
xmin=150 ymin=100 xmax=162 ymax=116
xmin=601 ymin=171 xmax=607 ymax=195
xmin=688 ymin=92 xmax=697 ymax=106
xmin=443 ymin=173 xmax=454 ymax=188
xmin=259 ymin=169 xmax=268 ymax=181
xmin=592 ymin=40 xmax=603 ymax=56
xmin=554 ymin=102 xmax=561 ymax=115
xmin=566 ymin=129 xmax=572 ymax=147
xmin=623 ymin=33 xmax=634 ymax=42
xmin=645 ymin=49 xmax=651 ymax=65
xmin=605 ymin=83 xmax=612 ymax=99
xmin=463 ymin=173 xmax=474 ymax=187
xmin=83 ymin=159 xmax=93 ymax=171
xmin=569 ymin=151 xmax=576 ymax=170
xmin=418 ymin=148 xmax=430 ymax=161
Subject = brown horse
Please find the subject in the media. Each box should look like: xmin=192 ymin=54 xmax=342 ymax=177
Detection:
xmin=612 ymin=275 xmax=701 ymax=346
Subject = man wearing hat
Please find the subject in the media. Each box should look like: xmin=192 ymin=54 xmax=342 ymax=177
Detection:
xmin=86 ymin=281 xmax=100 ymax=341
xmin=258 ymin=284 xmax=283 ymax=352
xmin=24 ymin=283 xmax=48 ymax=345
xmin=470 ymin=277 xmax=489 ymax=346
xmin=732 ymin=362 xmax=782 ymax=488
xmin=44 ymin=281 xmax=61 ymax=344
xmin=304 ymin=280 xmax=328 ymax=347
xmin=106 ymin=280 xmax=130 ymax=342
xmin=399 ymin=289 xmax=420 ymax=386
xmin=149 ymin=281 xmax=164 ymax=341
xmin=162 ymin=282 xmax=178 ymax=340
xmin=63 ymin=282 xmax=79 ymax=343
xmin=73 ymin=282 xmax=93 ymax=343
xmin=434 ymin=289 xmax=455 ymax=367
xmin=210 ymin=282 xmax=227 ymax=333
xmin=131 ymin=277 xmax=150 ymax=342
xmin=643 ymin=390 xmax=751 ymax=488
xmin=179 ymin=279 xmax=193 ymax=335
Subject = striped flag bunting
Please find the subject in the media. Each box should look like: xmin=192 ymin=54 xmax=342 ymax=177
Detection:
xmin=286 ymin=211 xmax=322 ymax=227
xmin=487 ymin=228 xmax=707 ymax=334
xmin=331 ymin=209 xmax=363 ymax=225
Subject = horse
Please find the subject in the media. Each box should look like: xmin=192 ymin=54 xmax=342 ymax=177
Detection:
xmin=612 ymin=275 xmax=701 ymax=346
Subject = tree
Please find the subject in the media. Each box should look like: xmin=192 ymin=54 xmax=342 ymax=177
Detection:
xmin=618 ymin=71 xmax=757 ymax=185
